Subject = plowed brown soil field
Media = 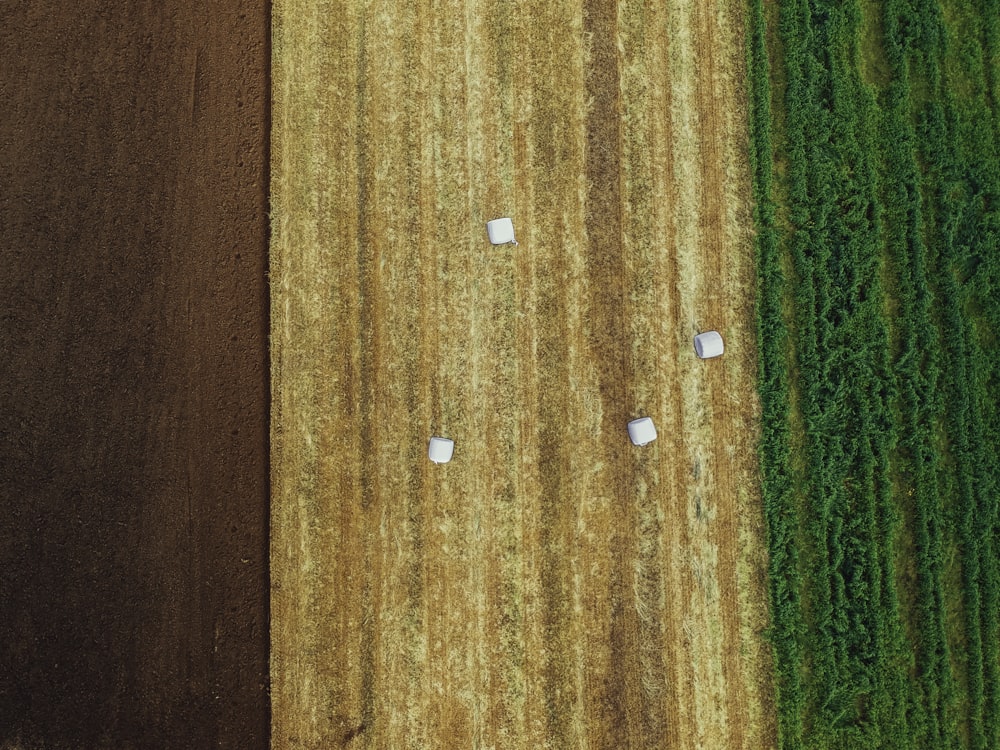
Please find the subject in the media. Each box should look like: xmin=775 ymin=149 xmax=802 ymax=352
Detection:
xmin=271 ymin=1 xmax=776 ymax=748
xmin=1 ymin=2 xmax=269 ymax=747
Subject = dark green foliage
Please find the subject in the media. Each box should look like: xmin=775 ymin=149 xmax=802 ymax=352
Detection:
xmin=748 ymin=0 xmax=804 ymax=745
xmin=749 ymin=0 xmax=1000 ymax=747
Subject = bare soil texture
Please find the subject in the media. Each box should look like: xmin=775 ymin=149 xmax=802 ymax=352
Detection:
xmin=0 ymin=2 xmax=270 ymax=748
xmin=271 ymin=0 xmax=776 ymax=748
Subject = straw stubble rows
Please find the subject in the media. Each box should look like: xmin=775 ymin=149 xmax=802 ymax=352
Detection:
xmin=271 ymin=0 xmax=776 ymax=747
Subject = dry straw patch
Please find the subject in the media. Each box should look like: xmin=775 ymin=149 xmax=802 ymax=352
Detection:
xmin=271 ymin=0 xmax=776 ymax=748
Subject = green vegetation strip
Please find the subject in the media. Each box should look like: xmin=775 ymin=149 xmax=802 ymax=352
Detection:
xmin=749 ymin=0 xmax=1000 ymax=747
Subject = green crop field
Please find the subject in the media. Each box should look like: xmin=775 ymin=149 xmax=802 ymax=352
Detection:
xmin=749 ymin=0 xmax=1000 ymax=747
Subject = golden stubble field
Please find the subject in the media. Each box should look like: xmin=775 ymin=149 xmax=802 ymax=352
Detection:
xmin=270 ymin=0 xmax=776 ymax=747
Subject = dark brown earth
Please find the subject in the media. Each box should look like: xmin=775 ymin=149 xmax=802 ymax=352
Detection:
xmin=0 ymin=2 xmax=269 ymax=748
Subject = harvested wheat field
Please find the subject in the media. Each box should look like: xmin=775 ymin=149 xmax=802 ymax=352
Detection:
xmin=271 ymin=0 xmax=776 ymax=748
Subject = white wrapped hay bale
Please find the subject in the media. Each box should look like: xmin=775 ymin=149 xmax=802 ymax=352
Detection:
xmin=694 ymin=330 xmax=724 ymax=359
xmin=427 ymin=436 xmax=454 ymax=464
xmin=486 ymin=217 xmax=518 ymax=246
xmin=627 ymin=417 xmax=657 ymax=446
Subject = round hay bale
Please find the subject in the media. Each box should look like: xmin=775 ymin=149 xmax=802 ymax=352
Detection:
xmin=627 ymin=416 xmax=657 ymax=446
xmin=428 ymin=436 xmax=455 ymax=464
xmin=694 ymin=330 xmax=724 ymax=359
xmin=486 ymin=217 xmax=517 ymax=246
